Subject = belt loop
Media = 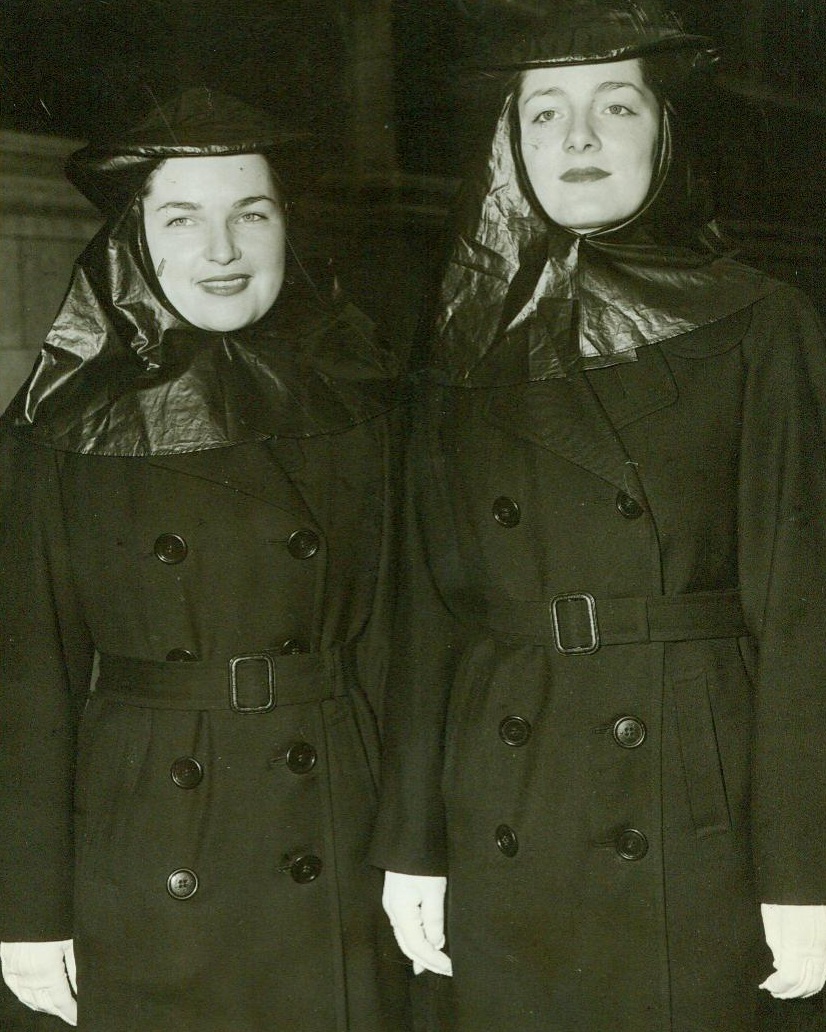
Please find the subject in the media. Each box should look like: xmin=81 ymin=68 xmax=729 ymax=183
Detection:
xmin=322 ymin=645 xmax=347 ymax=699
xmin=228 ymin=653 xmax=276 ymax=713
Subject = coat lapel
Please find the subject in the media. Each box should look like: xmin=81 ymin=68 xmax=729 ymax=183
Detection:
xmin=483 ymin=346 xmax=677 ymax=500
xmin=147 ymin=439 xmax=315 ymax=523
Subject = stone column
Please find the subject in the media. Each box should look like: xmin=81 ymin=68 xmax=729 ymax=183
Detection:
xmin=337 ymin=0 xmax=399 ymax=178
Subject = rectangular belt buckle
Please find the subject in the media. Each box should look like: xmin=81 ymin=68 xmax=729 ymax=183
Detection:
xmin=229 ymin=653 xmax=276 ymax=712
xmin=550 ymin=592 xmax=600 ymax=655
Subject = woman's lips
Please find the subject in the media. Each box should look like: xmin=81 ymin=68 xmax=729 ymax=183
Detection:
xmin=198 ymin=275 xmax=251 ymax=296
xmin=560 ymin=167 xmax=611 ymax=183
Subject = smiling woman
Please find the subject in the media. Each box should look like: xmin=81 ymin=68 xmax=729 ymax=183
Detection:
xmin=0 ymin=87 xmax=410 ymax=1032
xmin=142 ymin=155 xmax=287 ymax=332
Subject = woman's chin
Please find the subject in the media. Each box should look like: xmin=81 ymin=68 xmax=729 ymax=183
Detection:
xmin=184 ymin=308 xmax=266 ymax=333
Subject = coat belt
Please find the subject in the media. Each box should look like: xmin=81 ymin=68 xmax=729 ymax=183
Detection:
xmin=487 ymin=589 xmax=747 ymax=654
xmin=95 ymin=649 xmax=346 ymax=712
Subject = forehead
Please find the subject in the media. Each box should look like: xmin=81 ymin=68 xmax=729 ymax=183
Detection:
xmin=519 ymin=58 xmax=649 ymax=100
xmin=144 ymin=154 xmax=276 ymax=202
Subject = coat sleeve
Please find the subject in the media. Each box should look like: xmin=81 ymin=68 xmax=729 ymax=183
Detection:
xmin=350 ymin=409 xmax=403 ymax=734
xmin=0 ymin=434 xmax=94 ymax=940
xmin=369 ymin=390 xmax=467 ymax=875
xmin=738 ymin=286 xmax=826 ymax=903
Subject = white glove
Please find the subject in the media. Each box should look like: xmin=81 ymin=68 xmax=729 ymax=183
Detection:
xmin=760 ymin=903 xmax=826 ymax=999
xmin=1 ymin=940 xmax=77 ymax=1025
xmin=382 ymin=871 xmax=453 ymax=977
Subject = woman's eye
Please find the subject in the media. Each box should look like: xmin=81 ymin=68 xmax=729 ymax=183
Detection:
xmin=605 ymin=103 xmax=634 ymax=116
xmin=237 ymin=211 xmax=266 ymax=223
xmin=534 ymin=109 xmax=559 ymax=123
xmin=166 ymin=216 xmax=195 ymax=228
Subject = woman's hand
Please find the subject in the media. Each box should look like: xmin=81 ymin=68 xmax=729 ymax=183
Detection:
xmin=1 ymin=940 xmax=77 ymax=1025
xmin=760 ymin=904 xmax=826 ymax=998
xmin=382 ymin=871 xmax=453 ymax=976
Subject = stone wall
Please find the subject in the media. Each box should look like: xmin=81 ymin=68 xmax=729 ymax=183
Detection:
xmin=0 ymin=131 xmax=100 ymax=412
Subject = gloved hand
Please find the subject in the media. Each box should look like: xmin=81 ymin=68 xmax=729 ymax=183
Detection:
xmin=760 ymin=904 xmax=826 ymax=999
xmin=1 ymin=940 xmax=77 ymax=1025
xmin=383 ymin=871 xmax=453 ymax=976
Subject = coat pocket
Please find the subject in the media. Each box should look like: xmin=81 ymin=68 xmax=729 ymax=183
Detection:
xmin=672 ymin=671 xmax=731 ymax=836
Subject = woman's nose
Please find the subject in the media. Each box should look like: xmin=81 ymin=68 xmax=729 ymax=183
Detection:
xmin=564 ymin=111 xmax=600 ymax=153
xmin=205 ymin=222 xmax=240 ymax=264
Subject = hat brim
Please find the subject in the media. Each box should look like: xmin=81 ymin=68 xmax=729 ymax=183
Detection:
xmin=66 ymin=136 xmax=310 ymax=217
xmin=480 ymin=32 xmax=714 ymax=71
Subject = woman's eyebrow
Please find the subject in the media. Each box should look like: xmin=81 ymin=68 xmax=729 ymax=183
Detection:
xmin=232 ymin=194 xmax=278 ymax=208
xmin=154 ymin=200 xmax=200 ymax=212
xmin=523 ymin=86 xmax=565 ymax=103
xmin=153 ymin=195 xmax=277 ymax=212
xmin=522 ymin=80 xmax=644 ymax=103
xmin=597 ymin=80 xmax=645 ymax=95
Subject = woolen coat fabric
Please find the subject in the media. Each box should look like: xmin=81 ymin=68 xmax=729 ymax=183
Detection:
xmin=0 ymin=416 xmax=411 ymax=1032
xmin=370 ymin=283 xmax=826 ymax=1030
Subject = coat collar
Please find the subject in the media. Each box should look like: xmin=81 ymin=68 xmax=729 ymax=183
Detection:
xmin=481 ymin=344 xmax=678 ymax=499
xmin=585 ymin=343 xmax=678 ymax=429
xmin=146 ymin=438 xmax=316 ymax=525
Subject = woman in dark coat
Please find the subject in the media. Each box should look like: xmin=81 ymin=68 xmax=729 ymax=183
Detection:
xmin=0 ymin=88 xmax=410 ymax=1032
xmin=370 ymin=2 xmax=826 ymax=1029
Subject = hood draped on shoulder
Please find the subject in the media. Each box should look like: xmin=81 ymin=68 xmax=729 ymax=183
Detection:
xmin=2 ymin=87 xmax=400 ymax=456
xmin=430 ymin=0 xmax=781 ymax=386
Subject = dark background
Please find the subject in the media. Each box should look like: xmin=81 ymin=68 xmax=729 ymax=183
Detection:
xmin=0 ymin=0 xmax=824 ymax=329
xmin=1 ymin=0 xmax=824 ymax=216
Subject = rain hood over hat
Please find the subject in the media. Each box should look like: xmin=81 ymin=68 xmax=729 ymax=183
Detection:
xmin=2 ymin=87 xmax=399 ymax=455
xmin=432 ymin=0 xmax=782 ymax=386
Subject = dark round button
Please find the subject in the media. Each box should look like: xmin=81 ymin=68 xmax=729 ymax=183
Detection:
xmin=615 ymin=492 xmax=644 ymax=520
xmin=170 ymin=757 xmax=203 ymax=789
xmin=154 ymin=533 xmax=188 ymax=564
xmin=499 ymin=716 xmax=531 ymax=748
xmin=167 ymin=868 xmax=198 ymax=899
xmin=612 ymin=716 xmax=647 ymax=749
xmin=287 ymin=530 xmax=320 ymax=560
xmin=166 ymin=648 xmax=198 ymax=662
xmin=616 ymin=829 xmax=648 ymax=861
xmin=495 ymin=824 xmax=519 ymax=857
xmin=289 ymin=854 xmax=323 ymax=884
xmin=285 ymin=742 xmax=318 ymax=775
xmin=492 ymin=496 xmax=521 ymax=528
xmin=280 ymin=638 xmax=308 ymax=655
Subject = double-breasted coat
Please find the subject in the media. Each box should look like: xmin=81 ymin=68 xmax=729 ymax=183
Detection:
xmin=371 ymin=283 xmax=826 ymax=1031
xmin=0 ymin=413 xmax=410 ymax=1031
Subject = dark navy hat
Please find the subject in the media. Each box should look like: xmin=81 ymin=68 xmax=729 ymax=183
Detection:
xmin=66 ymin=87 xmax=297 ymax=216
xmin=479 ymin=0 xmax=714 ymax=71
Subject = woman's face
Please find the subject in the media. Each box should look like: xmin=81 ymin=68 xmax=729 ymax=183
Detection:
xmin=518 ymin=59 xmax=660 ymax=233
xmin=143 ymin=154 xmax=286 ymax=332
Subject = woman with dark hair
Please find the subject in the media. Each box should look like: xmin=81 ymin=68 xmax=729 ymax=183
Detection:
xmin=0 ymin=88 xmax=410 ymax=1031
xmin=371 ymin=2 xmax=826 ymax=1029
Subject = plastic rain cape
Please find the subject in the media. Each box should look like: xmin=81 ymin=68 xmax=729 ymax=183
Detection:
xmin=430 ymin=90 xmax=781 ymax=386
xmin=1 ymin=189 xmax=399 ymax=456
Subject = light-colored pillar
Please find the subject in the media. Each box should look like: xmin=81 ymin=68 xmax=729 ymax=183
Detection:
xmin=0 ymin=131 xmax=100 ymax=411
